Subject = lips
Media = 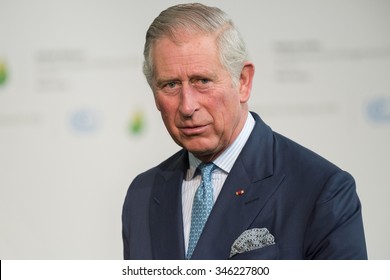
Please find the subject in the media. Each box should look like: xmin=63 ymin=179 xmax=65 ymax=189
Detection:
xmin=179 ymin=124 xmax=208 ymax=136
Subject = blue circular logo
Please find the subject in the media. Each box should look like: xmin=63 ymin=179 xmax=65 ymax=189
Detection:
xmin=366 ymin=97 xmax=390 ymax=123
xmin=70 ymin=109 xmax=102 ymax=133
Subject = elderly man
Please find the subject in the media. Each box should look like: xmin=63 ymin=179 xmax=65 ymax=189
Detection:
xmin=122 ymin=3 xmax=367 ymax=260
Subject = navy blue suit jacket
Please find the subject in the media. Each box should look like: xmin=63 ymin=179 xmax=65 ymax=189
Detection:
xmin=122 ymin=112 xmax=367 ymax=259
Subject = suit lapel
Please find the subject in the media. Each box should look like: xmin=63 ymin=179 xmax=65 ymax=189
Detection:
xmin=191 ymin=113 xmax=285 ymax=259
xmin=149 ymin=151 xmax=188 ymax=259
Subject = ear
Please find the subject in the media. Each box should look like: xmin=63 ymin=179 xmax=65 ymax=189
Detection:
xmin=238 ymin=62 xmax=255 ymax=103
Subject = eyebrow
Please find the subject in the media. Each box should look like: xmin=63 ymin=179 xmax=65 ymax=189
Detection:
xmin=156 ymin=72 xmax=218 ymax=86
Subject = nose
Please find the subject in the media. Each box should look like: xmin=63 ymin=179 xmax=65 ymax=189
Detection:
xmin=179 ymin=84 xmax=198 ymax=118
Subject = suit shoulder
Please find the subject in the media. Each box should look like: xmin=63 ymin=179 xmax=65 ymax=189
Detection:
xmin=271 ymin=131 xmax=357 ymax=194
xmin=271 ymin=131 xmax=358 ymax=209
xmin=273 ymin=131 xmax=340 ymax=172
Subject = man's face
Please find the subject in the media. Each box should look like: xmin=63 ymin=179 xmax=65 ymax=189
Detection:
xmin=151 ymin=33 xmax=252 ymax=162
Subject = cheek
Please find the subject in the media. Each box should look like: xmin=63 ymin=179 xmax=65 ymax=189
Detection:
xmin=212 ymin=90 xmax=240 ymax=114
xmin=155 ymin=98 xmax=177 ymax=124
xmin=155 ymin=95 xmax=171 ymax=113
xmin=213 ymin=94 xmax=242 ymax=128
xmin=154 ymin=95 xmax=164 ymax=112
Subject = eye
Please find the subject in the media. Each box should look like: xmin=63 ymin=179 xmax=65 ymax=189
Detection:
xmin=159 ymin=81 xmax=181 ymax=95
xmin=193 ymin=78 xmax=212 ymax=87
xmin=165 ymin=81 xmax=177 ymax=89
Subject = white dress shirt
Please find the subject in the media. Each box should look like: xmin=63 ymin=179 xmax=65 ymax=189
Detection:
xmin=182 ymin=112 xmax=255 ymax=253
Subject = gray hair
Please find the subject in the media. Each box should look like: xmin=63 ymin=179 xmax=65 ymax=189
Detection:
xmin=143 ymin=3 xmax=248 ymax=88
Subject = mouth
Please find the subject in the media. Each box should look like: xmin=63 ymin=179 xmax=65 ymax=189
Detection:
xmin=179 ymin=125 xmax=208 ymax=136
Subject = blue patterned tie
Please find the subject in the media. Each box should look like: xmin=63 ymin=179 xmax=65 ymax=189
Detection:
xmin=186 ymin=162 xmax=216 ymax=259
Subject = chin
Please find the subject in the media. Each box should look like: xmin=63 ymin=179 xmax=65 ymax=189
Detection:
xmin=186 ymin=145 xmax=221 ymax=160
xmin=186 ymin=146 xmax=210 ymax=155
xmin=180 ymin=137 xmax=222 ymax=157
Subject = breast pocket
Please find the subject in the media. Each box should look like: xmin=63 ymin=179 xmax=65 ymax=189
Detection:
xmin=229 ymin=244 xmax=280 ymax=260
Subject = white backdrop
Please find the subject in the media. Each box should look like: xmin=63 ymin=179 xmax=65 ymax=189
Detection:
xmin=0 ymin=0 xmax=389 ymax=259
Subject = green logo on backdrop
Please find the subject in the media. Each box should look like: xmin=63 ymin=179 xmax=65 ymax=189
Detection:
xmin=0 ymin=60 xmax=7 ymax=86
xmin=129 ymin=111 xmax=145 ymax=135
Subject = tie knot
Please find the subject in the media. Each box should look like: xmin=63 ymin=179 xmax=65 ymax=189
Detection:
xmin=198 ymin=162 xmax=216 ymax=180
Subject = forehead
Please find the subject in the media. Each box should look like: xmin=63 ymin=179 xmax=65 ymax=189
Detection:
xmin=151 ymin=33 xmax=222 ymax=75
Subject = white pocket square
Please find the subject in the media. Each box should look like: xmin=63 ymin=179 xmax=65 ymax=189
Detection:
xmin=230 ymin=228 xmax=275 ymax=258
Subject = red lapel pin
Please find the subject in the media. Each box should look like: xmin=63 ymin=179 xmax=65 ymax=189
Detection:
xmin=235 ymin=189 xmax=245 ymax=196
